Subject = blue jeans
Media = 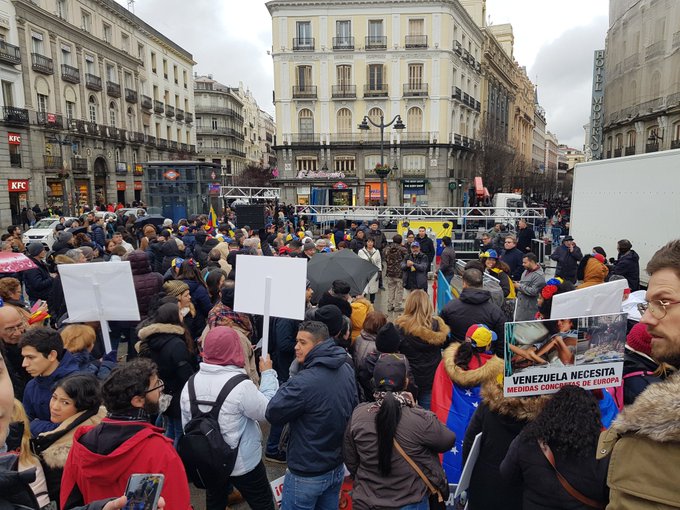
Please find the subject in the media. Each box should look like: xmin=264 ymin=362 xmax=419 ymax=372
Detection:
xmin=281 ymin=465 xmax=344 ymax=510
xmin=400 ymin=495 xmax=429 ymax=510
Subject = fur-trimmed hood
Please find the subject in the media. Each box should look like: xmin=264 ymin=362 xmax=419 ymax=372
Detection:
xmin=442 ymin=342 xmax=504 ymax=387
xmin=610 ymin=371 xmax=680 ymax=441
xmin=137 ymin=322 xmax=186 ymax=341
xmin=38 ymin=406 xmax=106 ymax=468
xmin=397 ymin=316 xmax=450 ymax=346
xmin=481 ymin=380 xmax=548 ymax=420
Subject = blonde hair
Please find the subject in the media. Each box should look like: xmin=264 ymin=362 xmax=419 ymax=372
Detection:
xmin=61 ymin=324 xmax=96 ymax=352
xmin=0 ymin=277 xmax=21 ymax=300
xmin=11 ymin=399 xmax=40 ymax=466
xmin=394 ymin=289 xmax=435 ymax=333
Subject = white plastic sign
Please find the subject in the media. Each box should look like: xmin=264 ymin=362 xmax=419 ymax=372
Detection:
xmin=550 ymin=279 xmax=628 ymax=319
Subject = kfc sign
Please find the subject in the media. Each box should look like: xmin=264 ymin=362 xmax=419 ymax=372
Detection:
xmin=8 ymin=133 xmax=21 ymax=145
xmin=8 ymin=179 xmax=29 ymax=192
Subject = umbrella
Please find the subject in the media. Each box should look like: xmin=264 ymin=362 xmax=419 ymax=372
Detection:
xmin=67 ymin=226 xmax=88 ymax=236
xmin=307 ymin=250 xmax=379 ymax=299
xmin=0 ymin=251 xmax=37 ymax=273
xmin=135 ymin=214 xmax=167 ymax=228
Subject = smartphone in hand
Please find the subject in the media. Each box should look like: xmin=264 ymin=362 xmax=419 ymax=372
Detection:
xmin=123 ymin=474 xmax=164 ymax=510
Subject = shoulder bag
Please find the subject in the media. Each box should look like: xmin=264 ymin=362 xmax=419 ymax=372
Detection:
xmin=393 ymin=439 xmax=445 ymax=509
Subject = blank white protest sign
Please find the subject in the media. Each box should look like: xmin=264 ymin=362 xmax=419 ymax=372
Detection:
xmin=551 ymin=278 xmax=628 ymax=319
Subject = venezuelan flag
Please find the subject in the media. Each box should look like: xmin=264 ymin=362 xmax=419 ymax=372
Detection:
xmin=207 ymin=205 xmax=218 ymax=229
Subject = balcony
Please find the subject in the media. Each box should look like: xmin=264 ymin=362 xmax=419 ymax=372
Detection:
xmin=43 ymin=155 xmax=63 ymax=169
xmin=289 ymin=133 xmax=320 ymax=144
xmin=31 ymin=53 xmax=53 ymax=74
xmin=85 ymin=73 xmax=102 ymax=91
xmin=118 ymin=128 xmax=127 ymax=142
xmin=0 ymin=41 xmax=21 ymax=65
xmin=125 ymin=89 xmax=138 ymax=103
xmin=475 ymin=100 xmax=481 ymax=112
xmin=103 ymin=126 xmax=118 ymax=139
xmin=332 ymin=36 xmax=354 ymax=50
xmin=292 ymin=85 xmax=317 ymax=99
xmin=2 ymin=106 xmax=29 ymax=126
xmin=646 ymin=142 xmax=659 ymax=153
xmin=463 ymin=92 xmax=470 ymax=105
xmin=365 ymin=35 xmax=387 ymax=50
xmin=645 ymin=40 xmax=665 ymax=59
xmin=169 ymin=140 xmax=178 ymax=151
xmin=130 ymin=132 xmax=145 ymax=144
xmin=403 ymin=83 xmax=429 ymax=97
xmin=405 ymin=35 xmax=428 ymax=48
xmin=452 ymin=87 xmax=462 ymax=100
xmin=165 ymin=104 xmax=175 ymax=117
xmin=399 ymin=131 xmax=432 ymax=144
xmin=61 ymin=64 xmax=80 ymax=84
xmin=624 ymin=146 xmax=636 ymax=155
xmin=87 ymin=122 xmax=100 ymax=136
xmin=71 ymin=157 xmax=88 ymax=174
xmin=364 ymin=84 xmax=388 ymax=97
xmin=671 ymin=139 xmax=680 ymax=150
xmin=10 ymin=153 xmax=21 ymax=167
xmin=331 ymin=85 xmax=357 ymax=99
xmin=176 ymin=109 xmax=184 ymax=121
xmin=190 ymin=144 xmax=196 ymax=153
xmin=107 ymin=81 xmax=121 ymax=98
xmin=180 ymin=143 xmax=188 ymax=153
xmin=140 ymin=95 xmax=152 ymax=110
xmin=36 ymin=112 xmax=63 ymax=129
xmin=158 ymin=138 xmax=168 ymax=149
xmin=154 ymin=100 xmax=164 ymax=113
xmin=293 ymin=38 xmax=315 ymax=51
xmin=185 ymin=112 xmax=193 ymax=124
xmin=614 ymin=148 xmax=622 ymax=158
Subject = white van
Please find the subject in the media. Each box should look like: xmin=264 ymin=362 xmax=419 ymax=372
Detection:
xmin=491 ymin=193 xmax=526 ymax=226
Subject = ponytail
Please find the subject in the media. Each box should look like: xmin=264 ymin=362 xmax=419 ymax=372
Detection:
xmin=376 ymin=390 xmax=402 ymax=476
xmin=454 ymin=342 xmax=482 ymax=370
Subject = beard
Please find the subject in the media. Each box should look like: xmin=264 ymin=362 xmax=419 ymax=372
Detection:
xmin=651 ymin=340 xmax=680 ymax=369
xmin=143 ymin=398 xmax=160 ymax=416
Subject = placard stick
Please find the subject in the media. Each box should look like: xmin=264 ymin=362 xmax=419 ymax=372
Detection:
xmin=92 ymin=282 xmax=112 ymax=353
xmin=261 ymin=277 xmax=273 ymax=360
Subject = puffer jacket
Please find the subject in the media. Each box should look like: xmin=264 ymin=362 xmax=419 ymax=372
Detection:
xmin=577 ymin=255 xmax=609 ymax=289
xmin=597 ymin=372 xmax=680 ymax=510
xmin=180 ymin=363 xmax=279 ymax=477
xmin=128 ymin=250 xmax=163 ymax=319
xmin=184 ymin=279 xmax=213 ymax=318
xmin=350 ymin=297 xmax=373 ymax=341
xmin=397 ymin=317 xmax=449 ymax=395
xmin=23 ymin=257 xmax=53 ymax=302
xmin=344 ymin=399 xmax=455 ymax=509
xmin=611 ymin=250 xmax=640 ymax=291
xmin=383 ymin=242 xmax=407 ymax=278
xmin=351 ymin=330 xmax=377 ymax=371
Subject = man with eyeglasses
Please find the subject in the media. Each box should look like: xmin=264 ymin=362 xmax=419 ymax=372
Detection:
xmin=61 ymin=358 xmax=191 ymax=510
xmin=499 ymin=234 xmax=525 ymax=281
xmin=597 ymin=239 xmax=680 ymax=509
xmin=0 ymin=306 xmax=29 ymax=399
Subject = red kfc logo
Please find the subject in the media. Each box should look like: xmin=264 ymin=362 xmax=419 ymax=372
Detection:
xmin=7 ymin=133 xmax=21 ymax=145
xmin=7 ymin=179 xmax=29 ymax=192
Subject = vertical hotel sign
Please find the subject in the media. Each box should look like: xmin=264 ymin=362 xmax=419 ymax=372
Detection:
xmin=590 ymin=50 xmax=605 ymax=159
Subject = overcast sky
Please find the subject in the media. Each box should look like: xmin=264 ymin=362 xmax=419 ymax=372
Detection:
xmin=120 ymin=0 xmax=608 ymax=149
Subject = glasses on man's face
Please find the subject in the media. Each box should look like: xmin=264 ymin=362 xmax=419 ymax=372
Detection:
xmin=3 ymin=323 xmax=25 ymax=334
xmin=637 ymin=300 xmax=680 ymax=320
xmin=144 ymin=378 xmax=164 ymax=394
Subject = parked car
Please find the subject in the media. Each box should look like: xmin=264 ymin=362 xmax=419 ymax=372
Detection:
xmin=22 ymin=217 xmax=77 ymax=250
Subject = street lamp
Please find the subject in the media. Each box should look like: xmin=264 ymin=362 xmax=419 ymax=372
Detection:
xmin=358 ymin=114 xmax=405 ymax=206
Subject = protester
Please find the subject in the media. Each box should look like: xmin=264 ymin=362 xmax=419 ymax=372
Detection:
xmin=500 ymin=235 xmax=524 ymax=281
xmin=0 ymin=278 xmax=35 ymax=324
xmin=383 ymin=235 xmax=407 ymax=312
xmin=439 ymin=236 xmax=457 ymax=283
xmin=343 ymin=353 xmax=455 ymax=510
xmin=350 ymin=293 xmax=374 ymax=342
xmin=549 ymin=236 xmax=583 ymax=284
xmin=395 ymin=289 xmax=449 ymax=410
xmin=317 ymin=280 xmax=353 ymax=318
xmin=415 ymin=227 xmax=435 ymax=271
xmin=351 ymin=311 xmax=387 ymax=372
xmin=24 ymin=243 xmax=54 ymax=305
xmin=401 ymin=242 xmax=429 ymax=292
xmin=349 ymin=229 xmax=366 ymax=253
xmin=0 ymin=306 xmax=30 ymax=398
xmin=176 ymin=259 xmax=212 ymax=320
xmin=358 ymin=238 xmax=381 ymax=304
xmin=60 ymin=325 xmax=115 ymax=380
xmin=577 ymin=252 xmax=609 ymax=289
xmin=480 ymin=250 xmax=513 ymax=298
xmin=515 ymin=253 xmax=546 ymax=321
xmin=620 ymin=322 xmax=669 ymax=406
xmin=516 ymin=219 xmax=535 ymax=254
xmin=610 ymin=239 xmax=640 ymax=291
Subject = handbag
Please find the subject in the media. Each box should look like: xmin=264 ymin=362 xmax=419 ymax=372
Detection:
xmin=538 ymin=440 xmax=605 ymax=509
xmin=393 ymin=440 xmax=445 ymax=509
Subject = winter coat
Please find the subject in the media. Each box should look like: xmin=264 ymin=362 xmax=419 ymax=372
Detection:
xmin=180 ymin=363 xmax=279 ymax=477
xmin=597 ymin=372 xmax=680 ymax=510
xmin=183 ymin=279 xmax=212 ymax=318
xmin=349 ymin=236 xmax=366 ymax=253
xmin=159 ymin=240 xmax=183 ymax=274
xmin=350 ymin=297 xmax=373 ymax=341
xmin=500 ymin=247 xmax=525 ymax=281
xmin=137 ymin=323 xmax=197 ymax=419
xmin=89 ymin=225 xmax=105 ymax=250
xmin=611 ymin=250 xmax=640 ymax=291
xmin=61 ymin=419 xmax=191 ymax=510
xmin=488 ymin=267 xmax=513 ymax=298
xmin=431 ymin=343 xmax=504 ymax=482
xmin=47 ymin=256 xmax=75 ymax=325
xmin=550 ymin=244 xmax=584 ymax=283
xmin=23 ymin=351 xmax=81 ymax=436
xmin=33 ymin=407 xmax=106 ymax=504
xmin=366 ymin=228 xmax=387 ymax=251
xmin=515 ymin=266 xmax=546 ymax=321
xmin=397 ymin=317 xmax=449 ymax=395
xmin=384 ymin=242 xmax=407 ymax=278
xmin=577 ymin=255 xmax=609 ymax=289
xmin=439 ymin=246 xmax=457 ymax=279
xmin=622 ymin=346 xmax=664 ymax=406
xmin=69 ymin=350 xmax=116 ymax=380
xmin=401 ymin=252 xmax=429 ymax=290
xmin=266 ymin=339 xmax=358 ymax=476
xmin=317 ymin=291 xmax=353 ymax=318
xmin=501 ymin=432 xmax=609 ymax=510
xmin=416 ymin=234 xmax=435 ymax=266
xmin=343 ymin=401 xmax=455 ymax=509
xmin=269 ymin=316 xmax=299 ymax=382
xmin=440 ymin=288 xmax=506 ymax=357
xmin=462 ymin=383 xmax=547 ymax=510
xmin=2 ymin=340 xmax=30 ymax=400
xmin=517 ymin=226 xmax=535 ymax=253
xmin=358 ymin=247 xmax=381 ymax=295
xmin=128 ymin=250 xmax=164 ymax=319
xmin=23 ymin=257 xmax=53 ymax=302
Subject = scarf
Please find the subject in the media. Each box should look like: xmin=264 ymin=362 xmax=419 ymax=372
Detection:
xmin=371 ymin=391 xmax=415 ymax=411
xmin=208 ymin=302 xmax=253 ymax=338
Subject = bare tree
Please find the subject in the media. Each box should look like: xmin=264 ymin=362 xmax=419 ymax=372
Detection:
xmin=476 ymin=118 xmax=516 ymax=193
xmin=233 ymin=162 xmax=273 ymax=187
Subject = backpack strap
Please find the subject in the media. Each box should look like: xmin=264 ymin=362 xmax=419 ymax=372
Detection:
xmin=188 ymin=373 xmax=249 ymax=419
xmin=622 ymin=370 xmax=654 ymax=380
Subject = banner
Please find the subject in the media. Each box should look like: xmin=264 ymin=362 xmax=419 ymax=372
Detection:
xmin=503 ymin=312 xmax=626 ymax=397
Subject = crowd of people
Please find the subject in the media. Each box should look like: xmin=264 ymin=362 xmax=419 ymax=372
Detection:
xmin=0 ymin=206 xmax=678 ymax=510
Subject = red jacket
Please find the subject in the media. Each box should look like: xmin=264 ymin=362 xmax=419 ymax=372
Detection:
xmin=60 ymin=419 xmax=191 ymax=510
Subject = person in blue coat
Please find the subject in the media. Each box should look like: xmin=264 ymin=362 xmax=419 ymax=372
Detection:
xmin=266 ymin=321 xmax=358 ymax=510
xmin=18 ymin=327 xmax=81 ymax=436
xmin=176 ymin=258 xmax=213 ymax=319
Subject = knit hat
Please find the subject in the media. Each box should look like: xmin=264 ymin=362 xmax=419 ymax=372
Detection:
xmin=375 ymin=322 xmax=401 ymax=353
xmin=57 ymin=231 xmax=73 ymax=243
xmin=27 ymin=243 xmax=45 ymax=257
xmin=163 ymin=280 xmax=189 ymax=298
xmin=171 ymin=257 xmax=184 ymax=269
xmin=315 ymin=304 xmax=344 ymax=337
xmin=593 ymin=253 xmax=606 ymax=264
xmin=466 ymin=324 xmax=497 ymax=348
xmin=203 ymin=326 xmax=245 ymax=367
xmin=373 ymin=353 xmax=407 ymax=391
xmin=480 ymin=249 xmax=498 ymax=259
xmin=626 ymin=322 xmax=652 ymax=356
xmin=303 ymin=240 xmax=316 ymax=252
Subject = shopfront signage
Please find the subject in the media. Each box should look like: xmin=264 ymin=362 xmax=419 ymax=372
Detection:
xmin=134 ymin=181 xmax=143 ymax=191
xmin=7 ymin=179 xmax=29 ymax=192
xmin=589 ymin=49 xmax=605 ymax=160
xmin=117 ymin=181 xmax=126 ymax=191
xmin=208 ymin=183 xmax=220 ymax=194
xmin=8 ymin=133 xmax=21 ymax=145
xmin=332 ymin=182 xmax=348 ymax=189
xmin=134 ymin=164 xmax=144 ymax=176
xmin=297 ymin=169 xmax=345 ymax=179
xmin=163 ymin=169 xmax=180 ymax=180
xmin=115 ymin=162 xmax=127 ymax=176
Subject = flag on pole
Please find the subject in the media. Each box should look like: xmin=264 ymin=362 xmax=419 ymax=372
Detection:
xmin=207 ymin=205 xmax=218 ymax=229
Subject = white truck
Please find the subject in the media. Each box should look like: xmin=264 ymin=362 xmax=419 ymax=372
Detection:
xmin=570 ymin=149 xmax=680 ymax=287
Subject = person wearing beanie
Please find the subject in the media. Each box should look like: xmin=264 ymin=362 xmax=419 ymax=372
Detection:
xmin=180 ymin=326 xmax=278 ymax=510
xmin=344 ymin=353 xmax=455 ymax=510
xmin=317 ymin=280 xmax=353 ymax=318
xmin=577 ymin=252 xmax=609 ymax=289
xmin=622 ymin=322 xmax=669 ymax=406
xmin=51 ymin=231 xmax=74 ymax=256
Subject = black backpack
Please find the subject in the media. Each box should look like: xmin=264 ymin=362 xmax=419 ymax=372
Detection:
xmin=177 ymin=373 xmax=249 ymax=489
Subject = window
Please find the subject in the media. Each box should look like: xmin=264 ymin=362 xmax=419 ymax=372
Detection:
xmin=368 ymin=20 xmax=383 ymax=37
xmin=124 ymin=72 xmax=133 ymax=89
xmin=408 ymin=18 xmax=424 ymax=35
xmin=31 ymin=32 xmax=43 ymax=54
xmin=626 ymin=130 xmax=636 ymax=147
xmin=403 ymin=155 xmax=427 ymax=174
xmin=336 ymin=65 xmax=351 ymax=86
xmin=151 ymin=52 xmax=157 ymax=73
xmin=336 ymin=108 xmax=352 ymax=133
xmin=109 ymin=102 xmax=117 ymax=126
xmin=173 ymin=65 xmax=178 ymax=84
xmin=127 ymin=107 xmax=135 ymax=130
xmin=674 ymin=123 xmax=680 ymax=141
xmin=89 ymin=96 xmax=97 ymax=122
xmin=66 ymin=100 xmax=76 ymax=120
xmin=81 ymin=10 xmax=91 ymax=31
xmin=298 ymin=108 xmax=314 ymax=138
xmin=183 ymin=70 xmax=188 ymax=89
xmin=615 ymin=133 xmax=623 ymax=150
xmin=296 ymin=21 xmax=312 ymax=45
xmin=102 ymin=23 xmax=112 ymax=44
xmin=334 ymin=156 xmax=355 ymax=174
xmin=296 ymin=65 xmax=312 ymax=88
xmin=364 ymin=154 xmax=381 ymax=170
xmin=368 ymin=107 xmax=383 ymax=124
xmin=61 ymin=45 xmax=72 ymax=66
xmin=407 ymin=107 xmax=423 ymax=132
xmin=296 ymin=157 xmax=317 ymax=173
xmin=367 ymin=64 xmax=384 ymax=90
xmin=121 ymin=33 xmax=130 ymax=53
xmin=85 ymin=54 xmax=95 ymax=74
xmin=408 ymin=63 xmax=423 ymax=88
xmin=106 ymin=64 xmax=115 ymax=82
xmin=56 ymin=0 xmax=67 ymax=19
xmin=138 ymin=44 xmax=145 ymax=61
xmin=163 ymin=59 xmax=168 ymax=79
xmin=211 ymin=117 xmax=218 ymax=130
xmin=37 ymin=94 xmax=48 ymax=113
xmin=2 ymin=81 xmax=14 ymax=107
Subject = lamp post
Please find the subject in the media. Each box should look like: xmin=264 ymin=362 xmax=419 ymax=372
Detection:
xmin=358 ymin=114 xmax=405 ymax=206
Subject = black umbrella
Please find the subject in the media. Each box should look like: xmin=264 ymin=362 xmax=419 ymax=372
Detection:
xmin=307 ymin=249 xmax=379 ymax=298
xmin=67 ymin=226 xmax=87 ymax=236
xmin=134 ymin=214 xmax=167 ymax=228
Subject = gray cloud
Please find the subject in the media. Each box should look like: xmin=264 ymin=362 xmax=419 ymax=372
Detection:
xmin=529 ymin=16 xmax=608 ymax=148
